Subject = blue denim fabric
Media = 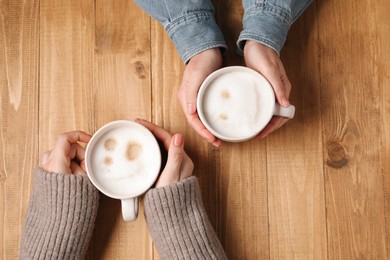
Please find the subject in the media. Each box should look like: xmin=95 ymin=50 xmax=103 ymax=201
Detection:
xmin=134 ymin=0 xmax=312 ymax=62
xmin=134 ymin=0 xmax=227 ymax=63
xmin=238 ymin=0 xmax=313 ymax=55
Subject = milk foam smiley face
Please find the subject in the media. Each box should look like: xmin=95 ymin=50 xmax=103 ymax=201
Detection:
xmin=197 ymin=66 xmax=295 ymax=142
xmin=85 ymin=121 xmax=161 ymax=221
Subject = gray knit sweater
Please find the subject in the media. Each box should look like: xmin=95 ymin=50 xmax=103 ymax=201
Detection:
xmin=20 ymin=169 xmax=227 ymax=260
xmin=144 ymin=177 xmax=227 ymax=260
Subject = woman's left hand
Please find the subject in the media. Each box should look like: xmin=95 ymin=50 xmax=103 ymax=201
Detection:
xmin=42 ymin=131 xmax=91 ymax=175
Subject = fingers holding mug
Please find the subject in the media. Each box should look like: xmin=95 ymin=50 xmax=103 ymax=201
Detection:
xmin=257 ymin=116 xmax=289 ymax=139
xmin=135 ymin=119 xmax=194 ymax=187
xmin=84 ymin=120 xmax=162 ymax=221
xmin=157 ymin=134 xmax=184 ymax=187
xmin=42 ymin=131 xmax=91 ymax=174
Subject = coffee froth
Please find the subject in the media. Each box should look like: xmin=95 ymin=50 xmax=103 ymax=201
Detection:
xmin=201 ymin=70 xmax=274 ymax=139
xmin=90 ymin=126 xmax=160 ymax=198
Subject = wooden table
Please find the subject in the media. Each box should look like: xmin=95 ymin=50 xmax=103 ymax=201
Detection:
xmin=1 ymin=0 xmax=389 ymax=259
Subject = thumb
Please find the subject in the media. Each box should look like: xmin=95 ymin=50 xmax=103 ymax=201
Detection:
xmin=260 ymin=66 xmax=290 ymax=107
xmin=184 ymin=72 xmax=205 ymax=115
xmin=156 ymin=134 xmax=185 ymax=188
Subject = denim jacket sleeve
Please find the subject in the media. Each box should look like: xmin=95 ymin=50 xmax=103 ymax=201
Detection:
xmin=237 ymin=0 xmax=313 ymax=55
xmin=134 ymin=0 xmax=227 ymax=63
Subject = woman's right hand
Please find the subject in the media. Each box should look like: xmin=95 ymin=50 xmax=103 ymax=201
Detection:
xmin=135 ymin=119 xmax=194 ymax=188
xmin=177 ymin=48 xmax=222 ymax=148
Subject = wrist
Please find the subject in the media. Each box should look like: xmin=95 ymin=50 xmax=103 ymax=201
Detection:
xmin=189 ymin=47 xmax=222 ymax=70
xmin=191 ymin=47 xmax=222 ymax=61
xmin=244 ymin=40 xmax=278 ymax=56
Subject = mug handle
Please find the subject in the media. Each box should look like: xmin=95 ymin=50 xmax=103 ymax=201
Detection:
xmin=273 ymin=104 xmax=295 ymax=119
xmin=121 ymin=197 xmax=138 ymax=221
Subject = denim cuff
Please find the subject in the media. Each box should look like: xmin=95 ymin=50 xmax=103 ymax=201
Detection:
xmin=237 ymin=3 xmax=292 ymax=56
xmin=166 ymin=11 xmax=227 ymax=63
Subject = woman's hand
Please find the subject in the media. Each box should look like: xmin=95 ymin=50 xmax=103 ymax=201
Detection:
xmin=244 ymin=40 xmax=292 ymax=139
xmin=42 ymin=131 xmax=91 ymax=175
xmin=177 ymin=48 xmax=222 ymax=147
xmin=135 ymin=119 xmax=194 ymax=188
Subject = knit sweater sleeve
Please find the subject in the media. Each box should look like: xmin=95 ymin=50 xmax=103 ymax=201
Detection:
xmin=144 ymin=176 xmax=227 ymax=259
xmin=20 ymin=168 xmax=99 ymax=260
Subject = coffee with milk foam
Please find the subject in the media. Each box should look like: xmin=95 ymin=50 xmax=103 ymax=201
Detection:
xmin=90 ymin=126 xmax=160 ymax=197
xmin=201 ymin=70 xmax=274 ymax=139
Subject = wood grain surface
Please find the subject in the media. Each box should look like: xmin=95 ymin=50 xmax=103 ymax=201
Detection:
xmin=0 ymin=0 xmax=39 ymax=258
xmin=1 ymin=0 xmax=389 ymax=259
xmin=89 ymin=0 xmax=152 ymax=259
xmin=267 ymin=2 xmax=327 ymax=259
xmin=377 ymin=1 xmax=390 ymax=259
xmin=213 ymin=1 xmax=270 ymax=259
xmin=318 ymin=1 xmax=387 ymax=258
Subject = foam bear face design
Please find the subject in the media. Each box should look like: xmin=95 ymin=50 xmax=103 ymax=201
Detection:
xmin=85 ymin=121 xmax=162 ymax=201
xmin=102 ymin=137 xmax=143 ymax=168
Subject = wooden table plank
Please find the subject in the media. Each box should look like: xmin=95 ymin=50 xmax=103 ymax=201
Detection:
xmin=39 ymin=0 xmax=94 ymax=145
xmin=40 ymin=0 xmax=95 ymax=255
xmin=150 ymin=18 xmax=218 ymax=259
xmin=377 ymin=0 xmax=390 ymax=257
xmin=318 ymin=1 xmax=387 ymax=258
xmin=90 ymin=0 xmax=152 ymax=258
xmin=214 ymin=1 xmax=270 ymax=259
xmin=0 ymin=0 xmax=39 ymax=258
xmin=266 ymin=3 xmax=328 ymax=259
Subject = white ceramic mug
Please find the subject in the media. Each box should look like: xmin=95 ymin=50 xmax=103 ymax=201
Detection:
xmin=197 ymin=66 xmax=295 ymax=142
xmin=85 ymin=120 xmax=161 ymax=221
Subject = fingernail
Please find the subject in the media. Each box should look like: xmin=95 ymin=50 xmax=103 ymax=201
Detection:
xmin=187 ymin=103 xmax=195 ymax=114
xmin=212 ymin=140 xmax=221 ymax=148
xmin=173 ymin=134 xmax=184 ymax=147
xmin=201 ymin=129 xmax=214 ymax=143
xmin=134 ymin=118 xmax=141 ymax=122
